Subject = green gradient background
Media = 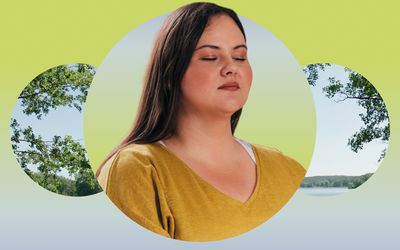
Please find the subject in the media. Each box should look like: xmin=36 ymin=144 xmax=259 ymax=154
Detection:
xmin=1 ymin=0 xmax=399 ymax=249
xmin=84 ymin=14 xmax=315 ymax=173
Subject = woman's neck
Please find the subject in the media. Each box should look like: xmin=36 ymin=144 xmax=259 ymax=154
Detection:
xmin=163 ymin=111 xmax=238 ymax=161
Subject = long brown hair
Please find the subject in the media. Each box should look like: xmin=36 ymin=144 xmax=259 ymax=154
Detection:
xmin=97 ymin=2 xmax=246 ymax=176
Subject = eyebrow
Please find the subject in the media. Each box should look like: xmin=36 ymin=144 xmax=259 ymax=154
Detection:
xmin=195 ymin=44 xmax=247 ymax=51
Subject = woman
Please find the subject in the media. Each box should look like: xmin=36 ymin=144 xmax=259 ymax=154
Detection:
xmin=97 ymin=2 xmax=305 ymax=241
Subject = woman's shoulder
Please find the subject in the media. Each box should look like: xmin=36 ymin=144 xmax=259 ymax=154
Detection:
xmin=251 ymin=143 xmax=295 ymax=159
xmin=107 ymin=143 xmax=164 ymax=170
xmin=251 ymin=143 xmax=306 ymax=177
xmin=250 ymin=144 xmax=285 ymax=157
xmin=116 ymin=142 xmax=164 ymax=158
xmin=97 ymin=142 xmax=164 ymax=190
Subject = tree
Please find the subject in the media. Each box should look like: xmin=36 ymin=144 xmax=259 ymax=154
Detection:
xmin=303 ymin=64 xmax=389 ymax=162
xmin=302 ymin=63 xmax=331 ymax=86
xmin=11 ymin=64 xmax=101 ymax=196
xmin=18 ymin=64 xmax=94 ymax=119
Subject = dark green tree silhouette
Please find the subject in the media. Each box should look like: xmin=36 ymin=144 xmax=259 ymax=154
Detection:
xmin=304 ymin=64 xmax=389 ymax=162
xmin=11 ymin=64 xmax=101 ymax=196
xmin=300 ymin=174 xmax=373 ymax=188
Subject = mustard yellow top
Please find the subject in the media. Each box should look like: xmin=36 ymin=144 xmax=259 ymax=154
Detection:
xmin=97 ymin=142 xmax=305 ymax=242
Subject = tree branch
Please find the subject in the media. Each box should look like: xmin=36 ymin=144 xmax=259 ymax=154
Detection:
xmin=334 ymin=93 xmax=382 ymax=102
xmin=17 ymin=138 xmax=84 ymax=144
xmin=14 ymin=150 xmax=43 ymax=155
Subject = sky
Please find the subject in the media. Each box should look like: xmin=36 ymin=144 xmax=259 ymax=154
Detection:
xmin=306 ymin=64 xmax=388 ymax=176
xmin=11 ymin=97 xmax=86 ymax=178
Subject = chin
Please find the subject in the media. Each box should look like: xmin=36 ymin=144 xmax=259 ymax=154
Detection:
xmin=219 ymin=102 xmax=245 ymax=115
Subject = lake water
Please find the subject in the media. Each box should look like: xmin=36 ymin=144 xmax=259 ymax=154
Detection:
xmin=299 ymin=187 xmax=349 ymax=196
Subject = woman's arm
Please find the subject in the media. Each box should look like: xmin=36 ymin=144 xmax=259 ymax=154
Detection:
xmin=105 ymin=147 xmax=175 ymax=238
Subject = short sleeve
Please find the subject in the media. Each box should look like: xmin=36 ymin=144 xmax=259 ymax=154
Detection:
xmin=280 ymin=154 xmax=306 ymax=186
xmin=253 ymin=144 xmax=306 ymax=187
xmin=272 ymin=149 xmax=306 ymax=187
xmin=106 ymin=149 xmax=175 ymax=238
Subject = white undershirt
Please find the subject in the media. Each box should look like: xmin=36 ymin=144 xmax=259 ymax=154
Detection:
xmin=158 ymin=137 xmax=256 ymax=164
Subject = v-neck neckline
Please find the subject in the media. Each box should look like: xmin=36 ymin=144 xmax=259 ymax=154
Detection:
xmin=155 ymin=142 xmax=261 ymax=208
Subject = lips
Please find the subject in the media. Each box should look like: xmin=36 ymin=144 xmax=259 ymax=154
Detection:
xmin=218 ymin=82 xmax=240 ymax=91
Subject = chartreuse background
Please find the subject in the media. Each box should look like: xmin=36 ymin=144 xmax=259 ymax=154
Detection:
xmin=0 ymin=0 xmax=399 ymax=249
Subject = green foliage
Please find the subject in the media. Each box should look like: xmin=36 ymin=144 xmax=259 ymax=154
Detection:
xmin=304 ymin=64 xmax=390 ymax=161
xmin=29 ymin=171 xmax=78 ymax=196
xmin=18 ymin=64 xmax=95 ymax=119
xmin=11 ymin=64 xmax=101 ymax=196
xmin=323 ymin=69 xmax=389 ymax=157
xmin=300 ymin=173 xmax=373 ymax=189
xmin=302 ymin=63 xmax=331 ymax=86
xmin=75 ymin=168 xmax=103 ymax=196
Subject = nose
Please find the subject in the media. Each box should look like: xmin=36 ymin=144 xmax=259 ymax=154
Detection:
xmin=221 ymin=58 xmax=238 ymax=77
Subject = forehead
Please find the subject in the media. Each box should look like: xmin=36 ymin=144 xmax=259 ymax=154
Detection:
xmin=197 ymin=15 xmax=245 ymax=45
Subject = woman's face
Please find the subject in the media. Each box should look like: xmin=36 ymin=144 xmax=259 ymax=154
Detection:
xmin=180 ymin=14 xmax=253 ymax=119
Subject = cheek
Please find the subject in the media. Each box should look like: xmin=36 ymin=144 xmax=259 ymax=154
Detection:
xmin=182 ymin=63 xmax=216 ymax=90
xmin=243 ymin=64 xmax=253 ymax=89
xmin=181 ymin=65 xmax=211 ymax=103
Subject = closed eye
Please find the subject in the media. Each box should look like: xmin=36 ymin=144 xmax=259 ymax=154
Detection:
xmin=200 ymin=57 xmax=217 ymax=61
xmin=234 ymin=57 xmax=247 ymax=61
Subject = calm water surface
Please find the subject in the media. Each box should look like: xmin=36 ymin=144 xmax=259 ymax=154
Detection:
xmin=299 ymin=187 xmax=349 ymax=196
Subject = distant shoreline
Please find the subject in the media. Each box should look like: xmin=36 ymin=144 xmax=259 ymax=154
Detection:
xmin=300 ymin=173 xmax=373 ymax=189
